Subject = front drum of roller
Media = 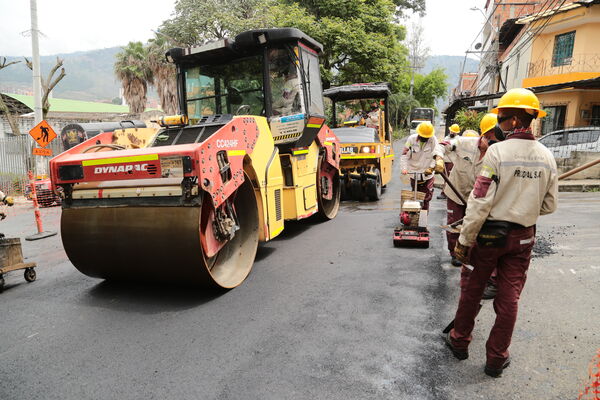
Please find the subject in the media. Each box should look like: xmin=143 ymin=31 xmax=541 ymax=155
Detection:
xmin=61 ymin=178 xmax=259 ymax=288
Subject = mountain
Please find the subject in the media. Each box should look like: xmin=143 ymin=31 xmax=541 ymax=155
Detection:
xmin=422 ymin=55 xmax=479 ymax=111
xmin=0 ymin=48 xmax=479 ymax=109
xmin=0 ymin=47 xmax=124 ymax=102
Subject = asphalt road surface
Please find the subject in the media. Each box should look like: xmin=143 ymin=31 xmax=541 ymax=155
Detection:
xmin=1 ymin=152 xmax=598 ymax=399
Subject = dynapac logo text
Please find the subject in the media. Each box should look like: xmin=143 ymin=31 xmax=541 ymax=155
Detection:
xmin=94 ymin=164 xmax=148 ymax=174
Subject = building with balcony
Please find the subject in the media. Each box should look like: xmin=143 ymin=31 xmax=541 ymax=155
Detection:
xmin=519 ymin=1 xmax=600 ymax=133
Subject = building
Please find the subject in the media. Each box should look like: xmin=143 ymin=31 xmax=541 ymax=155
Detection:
xmin=453 ymin=73 xmax=479 ymax=98
xmin=446 ymin=0 xmax=600 ymax=137
xmin=519 ymin=0 xmax=600 ymax=133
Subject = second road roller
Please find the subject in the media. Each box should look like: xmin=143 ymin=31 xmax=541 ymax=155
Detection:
xmin=49 ymin=28 xmax=342 ymax=289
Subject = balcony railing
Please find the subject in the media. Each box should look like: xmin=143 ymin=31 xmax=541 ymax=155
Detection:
xmin=527 ymin=53 xmax=600 ymax=78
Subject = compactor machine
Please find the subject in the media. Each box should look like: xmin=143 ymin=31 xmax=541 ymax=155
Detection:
xmin=323 ymin=83 xmax=394 ymax=201
xmin=49 ymin=28 xmax=341 ymax=288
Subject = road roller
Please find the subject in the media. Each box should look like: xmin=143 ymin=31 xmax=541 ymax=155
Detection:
xmin=49 ymin=28 xmax=341 ymax=288
xmin=323 ymin=83 xmax=394 ymax=201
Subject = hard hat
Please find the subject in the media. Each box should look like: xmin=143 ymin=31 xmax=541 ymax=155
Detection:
xmin=416 ymin=121 xmax=434 ymax=138
xmin=449 ymin=124 xmax=461 ymax=134
xmin=479 ymin=113 xmax=498 ymax=135
xmin=463 ymin=130 xmax=479 ymax=137
xmin=492 ymin=88 xmax=547 ymax=118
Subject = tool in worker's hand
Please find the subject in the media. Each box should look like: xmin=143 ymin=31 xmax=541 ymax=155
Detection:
xmin=394 ymin=173 xmax=430 ymax=248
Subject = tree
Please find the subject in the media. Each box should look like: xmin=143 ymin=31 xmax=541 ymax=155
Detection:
xmin=388 ymin=92 xmax=420 ymax=129
xmin=147 ymin=33 xmax=178 ymax=114
xmin=0 ymin=57 xmax=23 ymax=135
xmin=454 ymin=109 xmax=484 ymax=131
xmin=114 ymin=42 xmax=152 ymax=115
xmin=412 ymin=68 xmax=447 ymax=108
xmin=24 ymin=56 xmax=66 ymax=120
xmin=161 ymin=0 xmax=276 ymax=46
xmin=406 ymin=21 xmax=429 ymax=96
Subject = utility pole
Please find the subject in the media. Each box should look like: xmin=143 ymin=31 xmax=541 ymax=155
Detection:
xmin=30 ymin=0 xmax=45 ymax=178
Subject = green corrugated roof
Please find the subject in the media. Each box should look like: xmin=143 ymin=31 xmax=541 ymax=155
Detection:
xmin=4 ymin=93 xmax=153 ymax=113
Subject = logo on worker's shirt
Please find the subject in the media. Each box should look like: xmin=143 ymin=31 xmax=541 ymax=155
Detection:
xmin=94 ymin=164 xmax=148 ymax=174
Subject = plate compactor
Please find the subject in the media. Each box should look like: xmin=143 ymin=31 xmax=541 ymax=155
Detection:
xmin=393 ymin=174 xmax=430 ymax=248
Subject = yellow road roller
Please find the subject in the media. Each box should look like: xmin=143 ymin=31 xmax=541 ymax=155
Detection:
xmin=49 ymin=28 xmax=341 ymax=289
xmin=323 ymin=83 xmax=394 ymax=201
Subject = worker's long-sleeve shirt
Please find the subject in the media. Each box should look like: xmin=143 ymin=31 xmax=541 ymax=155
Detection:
xmin=458 ymin=129 xmax=558 ymax=247
xmin=400 ymin=134 xmax=441 ymax=180
xmin=441 ymin=135 xmax=458 ymax=164
xmin=438 ymin=136 xmax=483 ymax=205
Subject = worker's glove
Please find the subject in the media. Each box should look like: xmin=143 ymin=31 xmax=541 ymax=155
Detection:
xmin=454 ymin=243 xmax=470 ymax=264
xmin=2 ymin=196 xmax=14 ymax=206
xmin=401 ymin=169 xmax=408 ymax=175
xmin=434 ymin=159 xmax=445 ymax=174
xmin=424 ymin=167 xmax=433 ymax=175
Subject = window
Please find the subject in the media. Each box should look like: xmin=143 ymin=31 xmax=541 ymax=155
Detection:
xmin=184 ymin=56 xmax=264 ymax=121
xmin=539 ymin=133 xmax=563 ymax=148
xmin=591 ymin=105 xmax=600 ymax=127
xmin=565 ymin=130 xmax=600 ymax=145
xmin=552 ymin=31 xmax=575 ymax=67
xmin=541 ymin=105 xmax=566 ymax=135
xmin=301 ymin=49 xmax=325 ymax=116
xmin=268 ymin=48 xmax=304 ymax=117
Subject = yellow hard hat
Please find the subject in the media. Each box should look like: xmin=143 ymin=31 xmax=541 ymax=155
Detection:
xmin=449 ymin=124 xmax=460 ymax=134
xmin=463 ymin=130 xmax=479 ymax=137
xmin=416 ymin=121 xmax=434 ymax=138
xmin=492 ymin=88 xmax=547 ymax=118
xmin=479 ymin=113 xmax=498 ymax=135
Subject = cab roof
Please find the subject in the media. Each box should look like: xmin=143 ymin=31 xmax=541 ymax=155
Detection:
xmin=323 ymin=83 xmax=391 ymax=102
xmin=166 ymin=28 xmax=323 ymax=66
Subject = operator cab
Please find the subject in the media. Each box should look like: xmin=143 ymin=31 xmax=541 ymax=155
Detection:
xmin=323 ymin=83 xmax=392 ymax=144
xmin=166 ymin=28 xmax=326 ymax=148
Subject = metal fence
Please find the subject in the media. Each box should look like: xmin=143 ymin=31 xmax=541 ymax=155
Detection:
xmin=538 ymin=126 xmax=600 ymax=159
xmin=0 ymin=135 xmax=64 ymax=196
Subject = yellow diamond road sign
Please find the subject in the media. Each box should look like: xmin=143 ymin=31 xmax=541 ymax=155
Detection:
xmin=29 ymin=120 xmax=57 ymax=148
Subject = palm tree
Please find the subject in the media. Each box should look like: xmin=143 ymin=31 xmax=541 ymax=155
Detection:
xmin=114 ymin=42 xmax=152 ymax=114
xmin=146 ymin=34 xmax=178 ymax=115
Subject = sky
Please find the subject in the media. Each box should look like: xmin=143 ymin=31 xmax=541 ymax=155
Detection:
xmin=408 ymin=0 xmax=486 ymax=56
xmin=0 ymin=0 xmax=483 ymax=57
xmin=0 ymin=0 xmax=176 ymax=56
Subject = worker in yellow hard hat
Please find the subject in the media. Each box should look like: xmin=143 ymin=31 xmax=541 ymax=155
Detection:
xmin=400 ymin=121 xmax=443 ymax=211
xmin=0 ymin=190 xmax=15 ymax=224
xmin=436 ymin=114 xmax=499 ymax=267
xmin=445 ymin=88 xmax=558 ymax=378
xmin=437 ymin=123 xmax=462 ymax=200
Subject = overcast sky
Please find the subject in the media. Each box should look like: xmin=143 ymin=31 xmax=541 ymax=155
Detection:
xmin=0 ymin=0 xmax=484 ymax=57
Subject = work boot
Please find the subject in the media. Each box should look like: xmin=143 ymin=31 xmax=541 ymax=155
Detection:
xmin=444 ymin=332 xmax=468 ymax=360
xmin=484 ymin=358 xmax=511 ymax=378
xmin=437 ymin=192 xmax=447 ymax=200
xmin=482 ymin=283 xmax=498 ymax=300
xmin=451 ymin=257 xmax=462 ymax=267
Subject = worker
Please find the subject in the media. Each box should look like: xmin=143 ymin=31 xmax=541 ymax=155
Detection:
xmin=270 ymin=49 xmax=301 ymax=116
xmin=444 ymin=88 xmax=558 ymax=378
xmin=437 ymin=123 xmax=462 ymax=200
xmin=436 ymin=117 xmax=495 ymax=267
xmin=0 ymin=190 xmax=15 ymax=226
xmin=366 ymin=101 xmax=380 ymax=127
xmin=400 ymin=121 xmax=443 ymax=211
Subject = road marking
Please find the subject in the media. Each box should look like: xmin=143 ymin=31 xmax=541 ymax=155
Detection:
xmin=570 ymin=269 xmax=577 ymax=274
xmin=558 ymin=269 xmax=565 ymax=275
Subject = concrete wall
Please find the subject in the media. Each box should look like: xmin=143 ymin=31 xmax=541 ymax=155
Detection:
xmin=556 ymin=151 xmax=600 ymax=179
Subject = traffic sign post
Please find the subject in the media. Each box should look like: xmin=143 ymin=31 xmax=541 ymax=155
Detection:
xmin=28 ymin=120 xmax=56 ymax=179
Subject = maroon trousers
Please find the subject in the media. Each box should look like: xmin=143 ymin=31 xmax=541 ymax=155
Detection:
xmin=409 ymin=177 xmax=434 ymax=211
xmin=450 ymin=225 xmax=535 ymax=368
xmin=446 ymin=198 xmax=466 ymax=257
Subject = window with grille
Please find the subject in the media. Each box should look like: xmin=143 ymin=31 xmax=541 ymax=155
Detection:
xmin=591 ymin=105 xmax=600 ymax=127
xmin=552 ymin=31 xmax=575 ymax=67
